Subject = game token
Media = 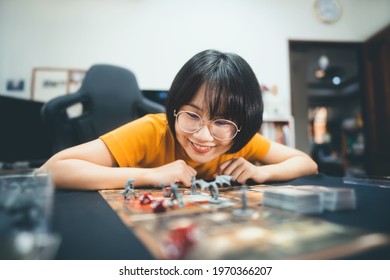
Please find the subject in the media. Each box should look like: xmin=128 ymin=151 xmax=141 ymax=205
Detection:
xmin=139 ymin=193 xmax=154 ymax=205
xmin=163 ymin=220 xmax=197 ymax=259
xmin=151 ymin=198 xmax=167 ymax=213
xmin=262 ymin=188 xmax=323 ymax=214
xmin=294 ymin=185 xmax=356 ymax=211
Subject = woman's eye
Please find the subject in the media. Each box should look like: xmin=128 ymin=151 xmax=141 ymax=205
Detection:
xmin=186 ymin=112 xmax=200 ymax=119
xmin=214 ymin=119 xmax=229 ymax=125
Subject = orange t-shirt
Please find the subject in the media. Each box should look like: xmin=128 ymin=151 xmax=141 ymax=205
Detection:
xmin=100 ymin=114 xmax=271 ymax=180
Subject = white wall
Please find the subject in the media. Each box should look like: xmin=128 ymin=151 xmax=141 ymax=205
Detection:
xmin=1 ymin=0 xmax=389 ymax=116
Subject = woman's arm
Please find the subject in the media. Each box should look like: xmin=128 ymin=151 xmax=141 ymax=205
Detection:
xmin=218 ymin=141 xmax=318 ymax=184
xmin=255 ymin=141 xmax=318 ymax=182
xmin=39 ymin=139 xmax=196 ymax=190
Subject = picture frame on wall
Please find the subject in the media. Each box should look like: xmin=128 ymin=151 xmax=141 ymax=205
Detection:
xmin=31 ymin=68 xmax=86 ymax=102
xmin=6 ymin=79 xmax=25 ymax=91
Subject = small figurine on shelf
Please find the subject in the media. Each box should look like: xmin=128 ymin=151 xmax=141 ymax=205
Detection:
xmin=121 ymin=178 xmax=136 ymax=201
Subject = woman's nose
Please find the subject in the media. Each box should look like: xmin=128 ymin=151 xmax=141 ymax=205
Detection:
xmin=193 ymin=124 xmax=214 ymax=141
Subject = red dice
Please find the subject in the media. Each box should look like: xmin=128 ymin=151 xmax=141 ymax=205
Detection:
xmin=139 ymin=192 xmax=154 ymax=205
xmin=151 ymin=198 xmax=167 ymax=213
xmin=163 ymin=220 xmax=197 ymax=259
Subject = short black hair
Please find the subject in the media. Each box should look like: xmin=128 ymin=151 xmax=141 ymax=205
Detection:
xmin=166 ymin=49 xmax=263 ymax=153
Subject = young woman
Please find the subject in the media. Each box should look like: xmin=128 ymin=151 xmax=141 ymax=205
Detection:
xmin=40 ymin=49 xmax=317 ymax=189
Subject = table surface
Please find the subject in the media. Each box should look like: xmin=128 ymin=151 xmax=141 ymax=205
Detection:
xmin=52 ymin=174 xmax=390 ymax=260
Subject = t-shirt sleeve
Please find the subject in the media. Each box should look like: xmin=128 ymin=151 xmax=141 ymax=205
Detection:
xmin=99 ymin=114 xmax=166 ymax=167
xmin=240 ymin=133 xmax=272 ymax=162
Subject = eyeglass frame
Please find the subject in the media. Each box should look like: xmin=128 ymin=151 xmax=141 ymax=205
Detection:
xmin=173 ymin=110 xmax=241 ymax=141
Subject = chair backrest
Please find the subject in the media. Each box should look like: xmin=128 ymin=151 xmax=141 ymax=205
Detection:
xmin=41 ymin=64 xmax=165 ymax=153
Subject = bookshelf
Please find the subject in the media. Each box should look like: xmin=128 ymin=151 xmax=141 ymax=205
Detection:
xmin=261 ymin=116 xmax=295 ymax=147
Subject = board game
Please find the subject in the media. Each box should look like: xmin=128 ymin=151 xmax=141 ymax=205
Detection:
xmin=99 ymin=182 xmax=390 ymax=260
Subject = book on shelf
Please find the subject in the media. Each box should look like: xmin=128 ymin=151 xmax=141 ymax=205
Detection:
xmin=260 ymin=116 xmax=294 ymax=147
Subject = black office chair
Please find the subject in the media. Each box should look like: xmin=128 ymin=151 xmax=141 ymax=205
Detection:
xmin=41 ymin=64 xmax=165 ymax=154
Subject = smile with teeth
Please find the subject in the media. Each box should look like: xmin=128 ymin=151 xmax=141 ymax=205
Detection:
xmin=190 ymin=141 xmax=214 ymax=152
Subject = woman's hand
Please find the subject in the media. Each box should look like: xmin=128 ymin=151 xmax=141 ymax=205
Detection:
xmin=218 ymin=141 xmax=318 ymax=184
xmin=148 ymin=160 xmax=197 ymax=187
xmin=218 ymin=157 xmax=268 ymax=184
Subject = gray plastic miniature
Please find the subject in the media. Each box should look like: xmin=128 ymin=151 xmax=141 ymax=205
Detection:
xmin=121 ymin=178 xmax=136 ymax=201
xmin=233 ymin=184 xmax=255 ymax=216
xmin=196 ymin=175 xmax=232 ymax=204
xmin=185 ymin=176 xmax=202 ymax=195
xmin=214 ymin=175 xmax=233 ymax=187
xmin=169 ymin=183 xmax=184 ymax=208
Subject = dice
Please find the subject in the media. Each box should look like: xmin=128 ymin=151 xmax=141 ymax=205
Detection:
xmin=139 ymin=192 xmax=154 ymax=205
xmin=163 ymin=220 xmax=198 ymax=259
xmin=151 ymin=198 xmax=167 ymax=213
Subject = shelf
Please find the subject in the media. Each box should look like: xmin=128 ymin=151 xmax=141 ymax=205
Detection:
xmin=261 ymin=116 xmax=295 ymax=147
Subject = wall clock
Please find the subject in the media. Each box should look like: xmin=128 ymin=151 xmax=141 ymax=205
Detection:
xmin=314 ymin=0 xmax=343 ymax=24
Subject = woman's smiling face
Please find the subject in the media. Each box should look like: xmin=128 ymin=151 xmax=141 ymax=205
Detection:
xmin=174 ymin=87 xmax=234 ymax=163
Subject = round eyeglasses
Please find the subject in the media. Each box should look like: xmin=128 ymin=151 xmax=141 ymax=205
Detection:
xmin=174 ymin=110 xmax=241 ymax=141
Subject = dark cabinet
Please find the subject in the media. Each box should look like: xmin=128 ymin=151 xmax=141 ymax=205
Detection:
xmin=362 ymin=25 xmax=390 ymax=176
xmin=290 ymin=25 xmax=390 ymax=177
xmin=290 ymin=41 xmax=366 ymax=176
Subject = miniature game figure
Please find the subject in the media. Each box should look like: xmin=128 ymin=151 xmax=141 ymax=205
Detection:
xmin=214 ymin=175 xmax=233 ymax=187
xmin=162 ymin=185 xmax=172 ymax=198
xmin=194 ymin=177 xmax=223 ymax=203
xmin=121 ymin=178 xmax=136 ymax=201
xmin=233 ymin=184 xmax=254 ymax=216
xmin=207 ymin=175 xmax=232 ymax=204
xmin=185 ymin=176 xmax=201 ymax=195
xmin=208 ymin=183 xmax=220 ymax=203
xmin=241 ymin=185 xmax=248 ymax=210
xmin=193 ymin=178 xmax=209 ymax=191
xmin=169 ymin=183 xmax=184 ymax=208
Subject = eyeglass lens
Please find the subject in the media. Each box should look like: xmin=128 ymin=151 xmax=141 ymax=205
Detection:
xmin=176 ymin=111 xmax=238 ymax=140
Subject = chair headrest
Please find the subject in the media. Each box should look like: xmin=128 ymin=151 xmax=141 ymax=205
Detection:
xmin=80 ymin=64 xmax=142 ymax=101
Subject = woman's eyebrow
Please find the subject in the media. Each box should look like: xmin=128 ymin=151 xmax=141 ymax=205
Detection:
xmin=186 ymin=103 xmax=202 ymax=110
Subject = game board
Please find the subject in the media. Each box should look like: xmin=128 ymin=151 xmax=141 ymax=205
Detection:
xmin=99 ymin=184 xmax=390 ymax=259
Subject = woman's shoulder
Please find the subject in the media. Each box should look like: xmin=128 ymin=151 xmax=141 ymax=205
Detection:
xmin=122 ymin=113 xmax=168 ymax=131
xmin=233 ymin=133 xmax=272 ymax=159
xmin=143 ymin=113 xmax=168 ymax=126
xmin=101 ymin=113 xmax=169 ymax=140
xmin=99 ymin=114 xmax=172 ymax=167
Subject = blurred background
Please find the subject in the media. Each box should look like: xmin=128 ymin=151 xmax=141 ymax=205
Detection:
xmin=0 ymin=0 xmax=389 ymax=177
